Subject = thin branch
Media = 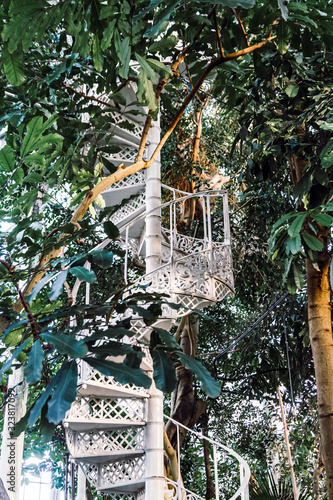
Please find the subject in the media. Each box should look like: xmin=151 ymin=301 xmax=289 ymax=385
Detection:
xmin=213 ymin=7 xmax=225 ymax=57
xmin=232 ymin=8 xmax=250 ymax=48
xmin=0 ymin=260 xmax=39 ymax=340
xmin=136 ymin=4 xmax=218 ymax=161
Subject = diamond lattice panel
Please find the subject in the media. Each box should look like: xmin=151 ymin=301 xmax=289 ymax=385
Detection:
xmin=69 ymin=427 xmax=144 ymax=456
xmin=100 ymin=456 xmax=146 ymax=486
xmin=103 ymin=171 xmax=145 ymax=192
xmin=112 ymin=192 xmax=146 ymax=226
xmin=78 ymin=362 xmax=149 ymax=397
xmin=79 ymin=462 xmax=99 ymax=488
xmin=67 ymin=396 xmax=145 ymax=423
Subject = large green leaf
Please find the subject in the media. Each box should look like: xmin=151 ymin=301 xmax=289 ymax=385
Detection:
xmin=135 ymin=53 xmax=158 ymax=83
xmin=312 ymin=212 xmax=333 ymax=227
xmin=28 ymin=369 xmax=61 ymax=427
xmin=47 ymin=361 xmax=78 ymax=424
xmin=24 ymin=341 xmax=44 ymax=384
xmin=288 ymin=212 xmax=307 ymax=237
xmin=104 ymin=221 xmax=120 ymax=239
xmin=92 ymin=34 xmax=103 ymax=72
xmin=48 ymin=270 xmax=68 ymax=301
xmin=41 ymin=332 xmax=88 ymax=358
xmin=0 ymin=145 xmax=15 ymax=172
xmin=27 ymin=271 xmax=57 ymax=302
xmin=89 ymin=341 xmax=135 ymax=357
xmin=152 ymin=349 xmax=177 ymax=392
xmin=301 ymin=232 xmax=324 ymax=252
xmin=84 ymin=356 xmax=151 ymax=388
xmin=177 ymin=352 xmax=221 ymax=398
xmin=0 ymin=339 xmax=30 ymax=379
xmin=118 ymin=37 xmax=131 ymax=79
xmin=20 ymin=116 xmax=44 ymax=157
xmin=90 ymin=250 xmax=114 ymax=269
xmin=3 ymin=45 xmax=24 ymax=86
xmin=153 ymin=327 xmax=181 ymax=350
xmin=69 ymin=266 xmax=97 ymax=283
xmin=277 ymin=20 xmax=288 ymax=54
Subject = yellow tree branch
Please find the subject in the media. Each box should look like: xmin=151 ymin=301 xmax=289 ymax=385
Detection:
xmin=232 ymin=8 xmax=250 ymax=48
xmin=136 ymin=4 xmax=218 ymax=162
xmin=213 ymin=7 xmax=225 ymax=57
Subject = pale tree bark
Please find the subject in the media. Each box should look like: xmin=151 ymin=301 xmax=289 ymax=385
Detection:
xmin=306 ymin=256 xmax=333 ymax=499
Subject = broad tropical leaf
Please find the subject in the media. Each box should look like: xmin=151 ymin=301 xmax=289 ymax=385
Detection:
xmin=152 ymin=349 xmax=177 ymax=392
xmin=41 ymin=332 xmax=88 ymax=358
xmin=47 ymin=361 xmax=78 ymax=424
xmin=24 ymin=341 xmax=44 ymax=384
xmin=84 ymin=356 xmax=151 ymax=389
xmin=177 ymin=352 xmax=221 ymax=398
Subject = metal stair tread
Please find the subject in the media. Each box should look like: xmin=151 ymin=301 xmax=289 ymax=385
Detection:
xmin=78 ymin=381 xmax=150 ymax=399
xmin=102 ymin=183 xmax=145 ymax=206
xmin=64 ymin=420 xmax=146 ymax=432
xmin=72 ymin=449 xmax=144 ymax=464
xmin=98 ymin=479 xmax=145 ymax=494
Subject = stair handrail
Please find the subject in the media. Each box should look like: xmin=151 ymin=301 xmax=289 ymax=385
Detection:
xmin=164 ymin=415 xmax=250 ymax=500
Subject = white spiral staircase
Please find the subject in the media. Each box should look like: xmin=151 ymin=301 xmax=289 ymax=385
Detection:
xmin=63 ymin=86 xmax=250 ymax=500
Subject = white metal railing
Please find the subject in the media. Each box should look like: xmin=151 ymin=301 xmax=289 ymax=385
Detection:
xmin=164 ymin=415 xmax=250 ymax=500
xmin=121 ymin=189 xmax=230 ymax=282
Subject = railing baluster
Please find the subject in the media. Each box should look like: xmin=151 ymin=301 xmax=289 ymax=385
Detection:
xmin=164 ymin=414 xmax=250 ymax=500
xmin=202 ymin=196 xmax=207 ymax=243
xmin=213 ymin=444 xmax=220 ymax=500
xmin=124 ymin=225 xmax=129 ymax=284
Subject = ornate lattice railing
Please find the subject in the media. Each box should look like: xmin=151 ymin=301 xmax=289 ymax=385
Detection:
xmin=119 ymin=190 xmax=234 ymax=316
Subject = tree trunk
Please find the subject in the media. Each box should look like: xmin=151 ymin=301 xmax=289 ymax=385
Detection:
xmin=202 ymin=413 xmax=215 ymax=500
xmin=306 ymin=256 xmax=333 ymax=498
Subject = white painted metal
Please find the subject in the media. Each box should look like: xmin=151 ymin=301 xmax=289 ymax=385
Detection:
xmin=165 ymin=415 xmax=250 ymax=500
xmin=0 ymin=367 xmax=28 ymax=500
xmin=63 ymin=86 xmax=250 ymax=500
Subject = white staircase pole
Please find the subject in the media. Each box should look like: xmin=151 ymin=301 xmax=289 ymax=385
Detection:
xmin=0 ymin=367 xmax=28 ymax=500
xmin=145 ymin=115 xmax=162 ymax=276
xmin=145 ymin=115 xmax=165 ymax=499
xmin=77 ymin=466 xmax=87 ymax=500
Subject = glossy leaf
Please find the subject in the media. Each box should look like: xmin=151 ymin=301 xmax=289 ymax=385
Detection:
xmin=84 ymin=356 xmax=151 ymax=388
xmin=27 ymin=271 xmax=57 ymax=302
xmin=90 ymin=250 xmax=114 ymax=269
xmin=47 ymin=361 xmax=78 ymax=424
xmin=277 ymin=20 xmax=288 ymax=54
xmin=153 ymin=327 xmax=181 ymax=350
xmin=0 ymin=145 xmax=15 ymax=172
xmin=152 ymin=349 xmax=177 ymax=392
xmin=177 ymin=352 xmax=221 ymax=398
xmin=104 ymin=221 xmax=120 ymax=239
xmin=3 ymin=45 xmax=24 ymax=86
xmin=69 ymin=266 xmax=97 ymax=283
xmin=288 ymin=213 xmax=307 ymax=237
xmin=41 ymin=332 xmax=88 ymax=358
xmin=48 ymin=270 xmax=68 ymax=301
xmin=301 ymin=232 xmax=324 ymax=252
xmin=24 ymin=341 xmax=44 ymax=384
xmin=312 ymin=212 xmax=333 ymax=227
xmin=0 ymin=339 xmax=30 ymax=379
xmin=28 ymin=370 xmax=60 ymax=427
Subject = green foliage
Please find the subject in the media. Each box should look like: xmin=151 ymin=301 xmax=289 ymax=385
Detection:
xmin=24 ymin=341 xmax=44 ymax=384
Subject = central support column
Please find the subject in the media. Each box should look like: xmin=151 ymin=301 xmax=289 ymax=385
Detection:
xmin=0 ymin=367 xmax=28 ymax=500
xmin=145 ymin=115 xmax=165 ymax=500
